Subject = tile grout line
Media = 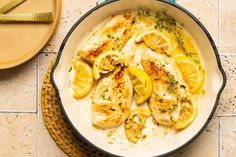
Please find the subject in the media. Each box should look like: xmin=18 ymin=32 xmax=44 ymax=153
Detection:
xmin=36 ymin=54 xmax=39 ymax=157
xmin=216 ymin=115 xmax=236 ymax=117
xmin=219 ymin=117 xmax=221 ymax=157
xmin=0 ymin=111 xmax=36 ymax=113
xmin=219 ymin=53 xmax=236 ymax=56
xmin=218 ymin=1 xmax=221 ymax=155
xmin=218 ymin=0 xmax=220 ymax=52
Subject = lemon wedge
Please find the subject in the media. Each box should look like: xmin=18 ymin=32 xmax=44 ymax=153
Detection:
xmin=93 ymin=51 xmax=124 ymax=80
xmin=175 ymin=55 xmax=205 ymax=94
xmin=135 ymin=28 xmax=173 ymax=56
xmin=174 ymin=98 xmax=198 ymax=129
xmin=128 ymin=66 xmax=152 ymax=105
xmin=72 ymin=60 xmax=94 ymax=99
xmin=125 ymin=108 xmax=151 ymax=143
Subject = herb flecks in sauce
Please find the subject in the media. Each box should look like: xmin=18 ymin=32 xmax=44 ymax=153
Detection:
xmin=154 ymin=11 xmax=200 ymax=62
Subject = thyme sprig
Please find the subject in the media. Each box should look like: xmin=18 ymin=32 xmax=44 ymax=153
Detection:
xmin=155 ymin=11 xmax=190 ymax=55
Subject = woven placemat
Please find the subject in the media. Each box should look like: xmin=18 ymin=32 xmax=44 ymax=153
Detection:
xmin=41 ymin=63 xmax=107 ymax=157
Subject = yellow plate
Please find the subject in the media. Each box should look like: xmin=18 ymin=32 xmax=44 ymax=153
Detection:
xmin=0 ymin=0 xmax=62 ymax=69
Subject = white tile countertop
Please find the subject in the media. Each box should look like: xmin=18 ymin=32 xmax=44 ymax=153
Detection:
xmin=0 ymin=0 xmax=235 ymax=156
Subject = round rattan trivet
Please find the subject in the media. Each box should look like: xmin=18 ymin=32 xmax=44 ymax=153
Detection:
xmin=41 ymin=63 xmax=107 ymax=157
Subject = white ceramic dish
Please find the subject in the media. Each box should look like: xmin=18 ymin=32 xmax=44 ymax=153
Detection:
xmin=51 ymin=0 xmax=226 ymax=156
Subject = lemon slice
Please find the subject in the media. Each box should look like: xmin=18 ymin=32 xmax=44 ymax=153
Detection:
xmin=175 ymin=55 xmax=205 ymax=94
xmin=128 ymin=66 xmax=152 ymax=105
xmin=72 ymin=60 xmax=94 ymax=99
xmin=125 ymin=108 xmax=151 ymax=143
xmin=135 ymin=28 xmax=173 ymax=56
xmin=174 ymin=98 xmax=198 ymax=129
xmin=93 ymin=51 xmax=124 ymax=80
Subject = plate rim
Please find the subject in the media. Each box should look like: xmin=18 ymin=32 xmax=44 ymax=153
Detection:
xmin=0 ymin=0 xmax=62 ymax=69
xmin=50 ymin=0 xmax=227 ymax=156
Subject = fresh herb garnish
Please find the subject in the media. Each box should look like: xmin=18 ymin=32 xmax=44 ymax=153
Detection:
xmin=194 ymin=59 xmax=200 ymax=64
xmin=176 ymin=95 xmax=180 ymax=101
xmin=131 ymin=17 xmax=136 ymax=24
xmin=118 ymin=102 xmax=122 ymax=106
xmin=155 ymin=11 xmax=176 ymax=32
xmin=180 ymin=85 xmax=186 ymax=89
xmin=176 ymin=34 xmax=187 ymax=53
xmin=173 ymin=104 xmax=178 ymax=110
xmin=107 ymin=34 xmax=111 ymax=38
xmin=145 ymin=10 xmax=151 ymax=16
xmin=110 ymin=108 xmax=116 ymax=111
xmin=155 ymin=11 xmax=195 ymax=56
xmin=167 ymin=73 xmax=178 ymax=93
xmin=138 ymin=117 xmax=141 ymax=123
xmin=159 ymin=108 xmax=167 ymax=113
xmin=103 ymin=88 xmax=109 ymax=92
xmin=69 ymin=67 xmax=72 ymax=72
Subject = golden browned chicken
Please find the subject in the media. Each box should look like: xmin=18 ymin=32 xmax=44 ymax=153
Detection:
xmin=92 ymin=67 xmax=133 ymax=129
xmin=78 ymin=13 xmax=133 ymax=64
xmin=141 ymin=51 xmax=186 ymax=126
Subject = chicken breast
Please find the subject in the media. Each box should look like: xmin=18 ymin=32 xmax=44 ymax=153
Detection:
xmin=92 ymin=67 xmax=133 ymax=129
xmin=78 ymin=13 xmax=133 ymax=64
xmin=141 ymin=51 xmax=188 ymax=126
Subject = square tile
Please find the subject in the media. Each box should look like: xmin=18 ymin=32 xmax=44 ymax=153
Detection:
xmin=220 ymin=117 xmax=236 ymax=157
xmin=0 ymin=113 xmax=36 ymax=157
xmin=177 ymin=0 xmax=219 ymax=47
xmin=170 ymin=117 xmax=219 ymax=157
xmin=0 ymin=58 xmax=37 ymax=112
xmin=43 ymin=0 xmax=99 ymax=53
xmin=37 ymin=52 xmax=67 ymax=157
xmin=216 ymin=56 xmax=236 ymax=116
xmin=220 ymin=0 xmax=236 ymax=54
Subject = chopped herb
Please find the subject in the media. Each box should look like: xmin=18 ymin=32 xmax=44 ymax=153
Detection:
xmin=155 ymin=11 xmax=176 ymax=32
xmin=167 ymin=73 xmax=178 ymax=93
xmin=159 ymin=108 xmax=167 ymax=113
xmin=194 ymin=59 xmax=200 ymax=64
xmin=145 ymin=10 xmax=151 ymax=16
xmin=69 ymin=67 xmax=72 ymax=72
xmin=154 ymin=11 xmax=191 ymax=54
xmin=180 ymin=85 xmax=186 ymax=89
xmin=131 ymin=17 xmax=136 ymax=24
xmin=118 ymin=102 xmax=122 ymax=106
xmin=103 ymin=89 xmax=109 ymax=92
xmin=176 ymin=34 xmax=187 ymax=53
xmin=101 ymin=94 xmax=105 ymax=99
xmin=173 ymin=104 xmax=178 ymax=110
xmin=168 ymin=86 xmax=175 ymax=93
xmin=107 ymin=34 xmax=111 ymax=38
xmin=138 ymin=10 xmax=141 ymax=16
xmin=176 ymin=95 xmax=180 ymax=101
xmin=138 ymin=117 xmax=141 ymax=123
xmin=110 ymin=108 xmax=116 ymax=111
xmin=170 ymin=78 xmax=178 ymax=84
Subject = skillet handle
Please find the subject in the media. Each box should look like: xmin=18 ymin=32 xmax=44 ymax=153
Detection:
xmin=168 ymin=0 xmax=176 ymax=3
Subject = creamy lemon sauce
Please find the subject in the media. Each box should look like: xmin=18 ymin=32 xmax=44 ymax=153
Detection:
xmin=71 ymin=9 xmax=205 ymax=144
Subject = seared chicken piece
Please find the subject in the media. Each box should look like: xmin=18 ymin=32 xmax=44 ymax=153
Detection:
xmin=78 ymin=13 xmax=133 ymax=64
xmin=141 ymin=51 xmax=188 ymax=126
xmin=92 ymin=67 xmax=133 ymax=129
